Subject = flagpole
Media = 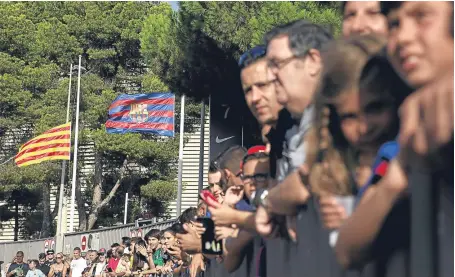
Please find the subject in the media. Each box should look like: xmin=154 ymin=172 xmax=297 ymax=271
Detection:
xmin=176 ymin=94 xmax=185 ymax=217
xmin=56 ymin=64 xmax=73 ymax=252
xmin=69 ymin=56 xmax=82 ymax=232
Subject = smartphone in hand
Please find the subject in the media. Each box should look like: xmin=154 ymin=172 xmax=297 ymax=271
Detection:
xmin=196 ymin=217 xmax=223 ymax=255
xmin=200 ymin=190 xmax=218 ymax=208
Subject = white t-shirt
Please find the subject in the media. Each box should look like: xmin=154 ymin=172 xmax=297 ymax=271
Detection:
xmin=70 ymin=258 xmax=86 ymax=277
xmin=93 ymin=262 xmax=106 ymax=276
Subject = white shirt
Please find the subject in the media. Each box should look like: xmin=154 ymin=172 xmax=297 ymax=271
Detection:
xmin=70 ymin=258 xmax=86 ymax=277
xmin=93 ymin=262 xmax=105 ymax=276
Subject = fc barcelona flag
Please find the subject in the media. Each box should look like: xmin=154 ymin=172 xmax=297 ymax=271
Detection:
xmin=106 ymin=93 xmax=175 ymax=137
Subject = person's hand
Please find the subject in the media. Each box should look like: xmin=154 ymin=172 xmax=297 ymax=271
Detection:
xmin=189 ymin=254 xmax=205 ymax=277
xmin=215 ymin=226 xmax=236 ymax=240
xmin=378 ymin=158 xmax=408 ymax=197
xmin=286 ymin=215 xmax=297 ymax=242
xmin=176 ymin=224 xmax=202 ymax=254
xmin=255 ymin=205 xmax=275 ymax=237
xmin=189 ymin=221 xmax=206 ymax=237
xmin=399 ymin=72 xmax=454 ymax=156
xmin=108 ymin=272 xmax=116 ymax=277
xmin=167 ymin=245 xmax=183 ymax=260
xmin=319 ymin=195 xmax=347 ymax=230
xmin=208 ymin=204 xmax=237 ymax=227
xmin=136 ymin=245 xmax=147 ymax=257
xmin=155 ymin=266 xmax=162 ymax=273
xmin=223 ymin=185 xmax=244 ymax=206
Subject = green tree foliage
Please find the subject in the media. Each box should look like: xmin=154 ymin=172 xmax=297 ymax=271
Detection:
xmin=0 ymin=1 xmax=201 ymax=235
xmin=140 ymin=2 xmax=342 ymax=100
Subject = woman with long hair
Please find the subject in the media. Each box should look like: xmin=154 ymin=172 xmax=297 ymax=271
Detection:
xmin=48 ymin=253 xmax=68 ymax=277
xmin=131 ymin=239 xmax=155 ymax=277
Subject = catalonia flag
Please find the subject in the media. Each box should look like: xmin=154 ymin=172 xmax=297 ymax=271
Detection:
xmin=105 ymin=93 xmax=175 ymax=137
xmin=15 ymin=122 xmax=71 ymax=167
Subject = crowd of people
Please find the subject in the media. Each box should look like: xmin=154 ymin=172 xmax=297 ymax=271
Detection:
xmin=2 ymin=1 xmax=453 ymax=277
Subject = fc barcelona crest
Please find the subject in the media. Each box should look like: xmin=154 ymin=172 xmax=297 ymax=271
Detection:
xmin=129 ymin=103 xmax=148 ymax=123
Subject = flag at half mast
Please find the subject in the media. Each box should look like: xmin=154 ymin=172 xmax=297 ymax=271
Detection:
xmin=15 ymin=122 xmax=71 ymax=167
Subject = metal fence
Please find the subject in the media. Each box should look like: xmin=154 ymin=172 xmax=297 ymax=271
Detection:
xmin=0 ymin=237 xmax=52 ymax=263
xmin=0 ymin=219 xmax=177 ymax=261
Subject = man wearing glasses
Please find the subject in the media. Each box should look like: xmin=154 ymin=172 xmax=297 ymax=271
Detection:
xmin=7 ymin=252 xmax=29 ymax=277
xmin=255 ymin=19 xmax=333 ymax=277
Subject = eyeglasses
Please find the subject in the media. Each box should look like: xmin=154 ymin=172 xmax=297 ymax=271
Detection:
xmin=240 ymin=173 xmax=269 ymax=183
xmin=266 ymin=55 xmax=297 ymax=71
xmin=56 ymin=256 xmax=63 ymax=259
xmin=238 ymin=46 xmax=267 ymax=69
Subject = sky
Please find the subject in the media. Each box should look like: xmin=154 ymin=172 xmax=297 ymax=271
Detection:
xmin=168 ymin=1 xmax=179 ymax=11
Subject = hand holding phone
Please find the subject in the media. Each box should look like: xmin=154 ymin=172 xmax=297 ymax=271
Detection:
xmin=200 ymin=190 xmax=220 ymax=208
xmin=196 ymin=217 xmax=223 ymax=255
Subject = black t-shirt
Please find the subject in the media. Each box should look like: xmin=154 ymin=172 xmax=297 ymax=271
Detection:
xmin=266 ymin=109 xmax=295 ymax=179
xmin=7 ymin=263 xmax=29 ymax=277
xmin=38 ymin=264 xmax=50 ymax=277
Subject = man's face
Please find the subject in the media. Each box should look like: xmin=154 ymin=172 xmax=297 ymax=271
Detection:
xmin=115 ymin=247 xmax=124 ymax=258
xmin=225 ymin=169 xmax=243 ymax=189
xmin=39 ymin=258 xmax=45 ymax=265
xmin=73 ymin=250 xmax=81 ymax=259
xmin=387 ymin=1 xmax=454 ymax=88
xmin=241 ymin=158 xmax=270 ymax=199
xmin=241 ymin=59 xmax=282 ymax=125
xmin=46 ymin=254 xmax=54 ymax=261
xmin=266 ymin=35 xmax=320 ymax=118
xmin=15 ymin=253 xmax=23 ymax=264
xmin=89 ymin=252 xmax=98 ymax=262
xmin=208 ymin=171 xmax=223 ymax=200
xmin=342 ymin=1 xmax=388 ymax=37
xmin=147 ymin=237 xmax=159 ymax=249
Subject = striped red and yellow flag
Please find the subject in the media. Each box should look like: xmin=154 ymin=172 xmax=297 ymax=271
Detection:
xmin=15 ymin=122 xmax=71 ymax=167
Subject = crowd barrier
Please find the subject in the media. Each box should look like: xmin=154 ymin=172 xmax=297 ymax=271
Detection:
xmin=1 ymin=182 xmax=452 ymax=277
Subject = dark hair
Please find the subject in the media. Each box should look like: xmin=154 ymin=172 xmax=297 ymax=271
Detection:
xmin=38 ymin=253 xmax=46 ymax=260
xmin=121 ymin=237 xmax=131 ymax=247
xmin=380 ymin=1 xmax=402 ymax=16
xmin=218 ymin=145 xmax=247 ymax=173
xmin=264 ymin=19 xmax=333 ymax=57
xmin=360 ymin=54 xmax=413 ymax=110
xmin=29 ymin=260 xmax=39 ymax=266
xmin=110 ymin=243 xmax=120 ymax=248
xmin=242 ymin=152 xmax=269 ymax=168
xmin=132 ymin=239 xmax=148 ymax=271
xmin=238 ymin=45 xmax=266 ymax=70
xmin=340 ymin=1 xmax=347 ymax=13
xmin=381 ymin=1 xmax=454 ymax=37
xmin=170 ymin=222 xmax=187 ymax=235
xmin=106 ymin=249 xmax=113 ymax=259
xmin=73 ymin=247 xmax=81 ymax=252
xmin=179 ymin=207 xmax=198 ymax=224
xmin=209 ymin=160 xmax=219 ymax=173
xmin=144 ymin=229 xmax=161 ymax=242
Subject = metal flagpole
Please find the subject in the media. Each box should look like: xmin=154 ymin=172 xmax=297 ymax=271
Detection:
xmin=176 ymin=94 xmax=185 ymax=217
xmin=197 ymin=100 xmax=205 ymax=193
xmin=124 ymin=193 xmax=129 ymax=225
xmin=69 ymin=56 xmax=82 ymax=232
xmin=56 ymin=64 xmax=73 ymax=252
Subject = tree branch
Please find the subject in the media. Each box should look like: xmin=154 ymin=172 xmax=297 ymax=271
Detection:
xmin=87 ymin=157 xmax=129 ymax=230
xmin=99 ymin=157 xmax=129 ymax=209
